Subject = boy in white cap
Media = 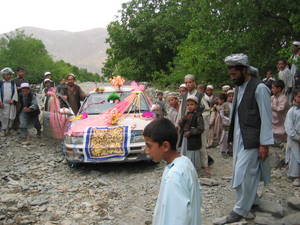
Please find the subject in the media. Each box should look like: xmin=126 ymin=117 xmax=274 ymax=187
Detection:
xmin=178 ymin=83 xmax=187 ymax=97
xmin=0 ymin=68 xmax=18 ymax=136
xmin=40 ymin=72 xmax=55 ymax=92
xmin=19 ymin=83 xmax=41 ymax=139
xmin=178 ymin=95 xmax=205 ymax=174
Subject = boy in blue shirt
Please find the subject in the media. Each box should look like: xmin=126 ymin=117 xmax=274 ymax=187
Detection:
xmin=143 ymin=118 xmax=202 ymax=225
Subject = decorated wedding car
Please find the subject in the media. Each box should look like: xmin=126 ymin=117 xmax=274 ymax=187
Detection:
xmin=42 ymin=78 xmax=155 ymax=167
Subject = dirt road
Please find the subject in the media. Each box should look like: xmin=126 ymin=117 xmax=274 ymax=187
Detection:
xmin=1 ymin=133 xmax=299 ymax=225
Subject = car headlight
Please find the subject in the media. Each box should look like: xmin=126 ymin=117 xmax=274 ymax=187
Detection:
xmin=64 ymin=135 xmax=83 ymax=145
xmin=131 ymin=130 xmax=144 ymax=143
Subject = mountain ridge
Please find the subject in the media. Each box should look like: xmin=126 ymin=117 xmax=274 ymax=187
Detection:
xmin=2 ymin=26 xmax=108 ymax=73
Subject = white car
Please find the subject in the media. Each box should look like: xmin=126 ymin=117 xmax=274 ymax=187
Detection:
xmin=43 ymin=86 xmax=154 ymax=167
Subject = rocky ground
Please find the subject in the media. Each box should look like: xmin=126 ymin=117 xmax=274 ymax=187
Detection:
xmin=1 ymin=132 xmax=300 ymax=225
xmin=1 ymin=82 xmax=300 ymax=225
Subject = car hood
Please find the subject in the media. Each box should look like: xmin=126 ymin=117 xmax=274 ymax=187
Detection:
xmin=65 ymin=114 xmax=153 ymax=136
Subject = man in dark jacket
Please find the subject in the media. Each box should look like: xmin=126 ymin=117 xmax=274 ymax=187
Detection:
xmin=19 ymin=83 xmax=41 ymax=140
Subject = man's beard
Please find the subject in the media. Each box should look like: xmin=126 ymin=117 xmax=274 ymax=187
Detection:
xmin=233 ymin=73 xmax=245 ymax=86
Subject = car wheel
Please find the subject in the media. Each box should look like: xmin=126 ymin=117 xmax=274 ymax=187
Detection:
xmin=67 ymin=160 xmax=80 ymax=168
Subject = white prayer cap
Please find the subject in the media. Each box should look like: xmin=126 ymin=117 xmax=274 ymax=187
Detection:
xmin=227 ymin=89 xmax=234 ymax=94
xmin=292 ymin=41 xmax=300 ymax=46
xmin=44 ymin=71 xmax=51 ymax=76
xmin=207 ymin=85 xmax=214 ymax=90
xmin=224 ymin=53 xmax=249 ymax=67
xmin=67 ymin=73 xmax=76 ymax=78
xmin=184 ymin=74 xmax=195 ymax=81
xmin=44 ymin=78 xmax=52 ymax=83
xmin=1 ymin=67 xmax=14 ymax=75
xmin=186 ymin=95 xmax=198 ymax=104
xmin=168 ymin=92 xmax=179 ymax=99
xmin=179 ymin=83 xmax=186 ymax=88
xmin=20 ymin=83 xmax=30 ymax=89
xmin=222 ymin=85 xmax=231 ymax=91
xmin=249 ymin=66 xmax=259 ymax=77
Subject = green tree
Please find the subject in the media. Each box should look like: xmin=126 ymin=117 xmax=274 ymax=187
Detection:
xmin=104 ymin=0 xmax=300 ymax=87
xmin=172 ymin=0 xmax=300 ymax=86
xmin=102 ymin=0 xmax=194 ymax=82
xmin=0 ymin=30 xmax=100 ymax=83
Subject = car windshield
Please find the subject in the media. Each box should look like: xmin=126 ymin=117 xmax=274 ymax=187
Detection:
xmin=79 ymin=91 xmax=150 ymax=115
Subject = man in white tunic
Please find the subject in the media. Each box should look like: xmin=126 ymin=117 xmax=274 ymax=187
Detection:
xmin=0 ymin=68 xmax=18 ymax=137
xmin=214 ymin=54 xmax=274 ymax=224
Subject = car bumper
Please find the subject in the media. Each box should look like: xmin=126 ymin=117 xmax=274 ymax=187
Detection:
xmin=62 ymin=142 xmax=151 ymax=163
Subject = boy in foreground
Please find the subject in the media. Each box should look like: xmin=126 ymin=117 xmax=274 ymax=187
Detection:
xmin=143 ymin=118 xmax=202 ymax=225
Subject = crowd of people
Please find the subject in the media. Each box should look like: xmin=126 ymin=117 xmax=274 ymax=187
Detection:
xmin=148 ymin=42 xmax=300 ymax=225
xmin=0 ymin=68 xmax=86 ymax=140
xmin=1 ymin=41 xmax=300 ymax=225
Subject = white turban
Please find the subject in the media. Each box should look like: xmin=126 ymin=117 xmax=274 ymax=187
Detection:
xmin=179 ymin=83 xmax=186 ymax=88
xmin=224 ymin=53 xmax=249 ymax=67
xmin=184 ymin=74 xmax=195 ymax=81
xmin=1 ymin=67 xmax=14 ymax=75
xmin=227 ymin=90 xmax=234 ymax=94
xmin=222 ymin=85 xmax=231 ymax=91
xmin=20 ymin=83 xmax=30 ymax=89
xmin=207 ymin=85 xmax=214 ymax=90
xmin=292 ymin=41 xmax=300 ymax=46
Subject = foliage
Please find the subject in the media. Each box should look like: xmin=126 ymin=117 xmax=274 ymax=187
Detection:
xmin=172 ymin=0 xmax=300 ymax=85
xmin=104 ymin=0 xmax=300 ymax=88
xmin=102 ymin=0 xmax=194 ymax=82
xmin=0 ymin=30 xmax=100 ymax=83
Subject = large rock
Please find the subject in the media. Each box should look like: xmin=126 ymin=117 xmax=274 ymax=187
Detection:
xmin=257 ymin=199 xmax=284 ymax=217
xmin=254 ymin=212 xmax=282 ymax=225
xmin=287 ymin=197 xmax=300 ymax=211
xmin=281 ymin=212 xmax=300 ymax=225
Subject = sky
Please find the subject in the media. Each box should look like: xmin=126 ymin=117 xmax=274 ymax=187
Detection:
xmin=0 ymin=0 xmax=128 ymax=34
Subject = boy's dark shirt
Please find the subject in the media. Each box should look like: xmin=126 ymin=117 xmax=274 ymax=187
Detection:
xmin=178 ymin=111 xmax=204 ymax=150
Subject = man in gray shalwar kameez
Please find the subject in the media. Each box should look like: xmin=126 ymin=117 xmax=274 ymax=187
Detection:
xmin=214 ymin=54 xmax=274 ymax=224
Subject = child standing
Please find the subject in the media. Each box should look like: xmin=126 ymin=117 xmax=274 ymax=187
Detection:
xmin=143 ymin=118 xmax=202 ymax=225
xmin=277 ymin=59 xmax=294 ymax=104
xmin=155 ymin=91 xmax=166 ymax=118
xmin=219 ymin=91 xmax=234 ymax=156
xmin=271 ymin=80 xmax=289 ymax=144
xmin=0 ymin=67 xmax=18 ymax=137
xmin=178 ymin=96 xmax=205 ymax=173
xmin=285 ymin=89 xmax=300 ymax=187
xmin=167 ymin=93 xmax=179 ymax=125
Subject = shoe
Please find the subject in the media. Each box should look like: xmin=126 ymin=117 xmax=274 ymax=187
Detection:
xmin=221 ymin=152 xmax=228 ymax=158
xmin=225 ymin=211 xmax=243 ymax=223
xmin=213 ymin=211 xmax=243 ymax=225
xmin=37 ymin=130 xmax=42 ymax=137
xmin=292 ymin=178 xmax=300 ymax=187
